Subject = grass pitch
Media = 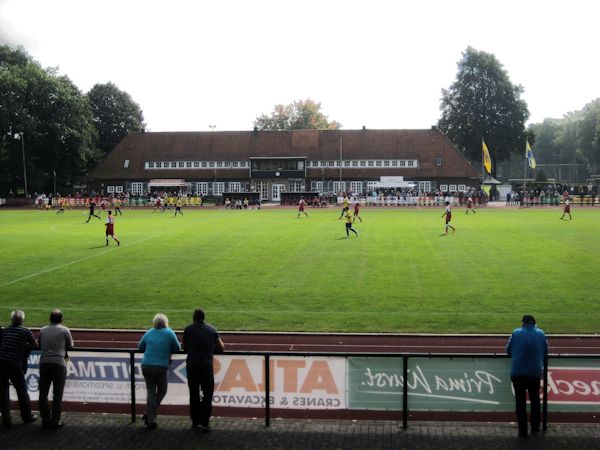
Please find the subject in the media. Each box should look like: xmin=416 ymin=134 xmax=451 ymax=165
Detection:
xmin=0 ymin=206 xmax=598 ymax=334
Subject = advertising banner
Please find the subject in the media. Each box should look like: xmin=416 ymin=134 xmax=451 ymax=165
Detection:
xmin=14 ymin=353 xmax=346 ymax=410
xmin=545 ymin=359 xmax=600 ymax=412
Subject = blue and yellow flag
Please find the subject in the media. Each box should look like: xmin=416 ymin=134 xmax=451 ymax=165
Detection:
xmin=526 ymin=140 xmax=536 ymax=169
xmin=482 ymin=139 xmax=492 ymax=174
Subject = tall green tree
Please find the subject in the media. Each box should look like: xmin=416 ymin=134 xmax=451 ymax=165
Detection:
xmin=578 ymin=99 xmax=600 ymax=170
xmin=438 ymin=47 xmax=529 ymax=175
xmin=86 ymin=82 xmax=145 ymax=156
xmin=254 ymin=99 xmax=341 ymax=131
xmin=0 ymin=46 xmax=98 ymax=195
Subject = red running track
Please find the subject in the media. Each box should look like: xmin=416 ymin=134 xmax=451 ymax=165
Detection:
xmin=49 ymin=329 xmax=600 ymax=354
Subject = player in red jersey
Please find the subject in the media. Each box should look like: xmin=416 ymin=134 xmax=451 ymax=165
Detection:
xmin=353 ymin=201 xmax=363 ymax=223
xmin=465 ymin=196 xmax=476 ymax=214
xmin=297 ymin=196 xmax=308 ymax=218
xmin=442 ymin=201 xmax=455 ymax=235
xmin=105 ymin=211 xmax=120 ymax=246
xmin=560 ymin=198 xmax=572 ymax=220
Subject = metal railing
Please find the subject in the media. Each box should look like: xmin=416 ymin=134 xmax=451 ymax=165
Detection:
xmin=52 ymin=348 xmax=598 ymax=429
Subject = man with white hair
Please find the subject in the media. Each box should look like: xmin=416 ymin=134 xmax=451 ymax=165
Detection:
xmin=0 ymin=310 xmax=38 ymax=427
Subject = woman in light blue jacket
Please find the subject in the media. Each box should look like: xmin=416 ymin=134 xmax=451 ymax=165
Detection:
xmin=138 ymin=313 xmax=181 ymax=429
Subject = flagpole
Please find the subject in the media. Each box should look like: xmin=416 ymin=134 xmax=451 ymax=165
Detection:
xmin=522 ymin=143 xmax=528 ymax=194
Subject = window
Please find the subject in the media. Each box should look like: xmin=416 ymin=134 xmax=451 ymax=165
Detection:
xmin=458 ymin=184 xmax=466 ymax=192
xmin=232 ymin=161 xmax=238 ymax=168
xmin=350 ymin=181 xmax=363 ymax=193
xmin=196 ymin=182 xmax=208 ymax=196
xmin=123 ymin=159 xmax=129 ymax=168
xmin=228 ymin=182 xmax=241 ymax=192
xmin=368 ymin=161 xmax=374 ymax=167
xmin=407 ymin=160 xmax=415 ymax=167
xmin=212 ymin=182 xmax=224 ymax=195
xmin=376 ymin=160 xmax=382 ymax=167
xmin=311 ymin=181 xmax=323 ymax=193
xmin=289 ymin=181 xmax=302 ymax=192
xmin=440 ymin=184 xmax=448 ymax=192
xmin=344 ymin=160 xmax=351 ymax=167
xmin=131 ymin=182 xmax=144 ymax=195
xmin=209 ymin=162 xmax=215 ymax=168
xmin=367 ymin=181 xmax=378 ymax=192
xmin=216 ymin=162 xmax=223 ymax=168
xmin=352 ymin=160 xmax=358 ymax=167
xmin=115 ymin=186 xmax=123 ymax=193
xmin=360 ymin=161 xmax=366 ymax=167
xmin=391 ymin=160 xmax=398 ymax=167
xmin=435 ymin=156 xmax=443 ymax=167
xmin=418 ymin=181 xmax=431 ymax=193
xmin=170 ymin=162 xmax=177 ymax=168
xmin=329 ymin=161 xmax=336 ymax=167
xmin=148 ymin=162 xmax=155 ymax=168
xmin=107 ymin=186 xmax=115 ymax=193
xmin=335 ymin=160 xmax=341 ymax=167
xmin=333 ymin=181 xmax=346 ymax=193
xmin=298 ymin=161 xmax=304 ymax=170
xmin=193 ymin=162 xmax=200 ymax=168
xmin=449 ymin=184 xmax=457 ymax=192
xmin=201 ymin=162 xmax=208 ymax=168
xmin=186 ymin=162 xmax=192 ymax=168
xmin=383 ymin=160 xmax=390 ymax=167
xmin=399 ymin=160 xmax=406 ymax=167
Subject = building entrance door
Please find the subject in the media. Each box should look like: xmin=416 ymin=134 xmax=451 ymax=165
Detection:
xmin=256 ymin=181 xmax=269 ymax=200
xmin=272 ymin=184 xmax=285 ymax=201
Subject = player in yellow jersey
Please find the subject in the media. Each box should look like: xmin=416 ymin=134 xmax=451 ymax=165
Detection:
xmin=339 ymin=193 xmax=350 ymax=219
xmin=344 ymin=209 xmax=358 ymax=238
xmin=174 ymin=198 xmax=184 ymax=217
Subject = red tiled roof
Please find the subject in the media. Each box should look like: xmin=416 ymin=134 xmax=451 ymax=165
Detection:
xmin=87 ymin=129 xmax=480 ymax=180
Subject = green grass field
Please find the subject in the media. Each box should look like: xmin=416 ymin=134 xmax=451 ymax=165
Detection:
xmin=1 ymin=206 xmax=598 ymax=334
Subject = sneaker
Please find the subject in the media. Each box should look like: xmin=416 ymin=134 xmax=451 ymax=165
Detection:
xmin=23 ymin=415 xmax=37 ymax=424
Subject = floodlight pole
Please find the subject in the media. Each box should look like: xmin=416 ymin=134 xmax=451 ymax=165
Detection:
xmin=17 ymin=132 xmax=28 ymax=199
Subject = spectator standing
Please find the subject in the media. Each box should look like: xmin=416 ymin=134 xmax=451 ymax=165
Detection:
xmin=38 ymin=309 xmax=74 ymax=429
xmin=0 ymin=310 xmax=37 ymax=427
xmin=505 ymin=315 xmax=548 ymax=438
xmin=183 ymin=309 xmax=224 ymax=432
xmin=138 ymin=314 xmax=181 ymax=429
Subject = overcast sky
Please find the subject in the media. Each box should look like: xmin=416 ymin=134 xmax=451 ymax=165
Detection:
xmin=1 ymin=0 xmax=599 ymax=132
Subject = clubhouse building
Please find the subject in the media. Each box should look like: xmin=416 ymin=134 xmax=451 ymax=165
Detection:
xmin=86 ymin=127 xmax=481 ymax=201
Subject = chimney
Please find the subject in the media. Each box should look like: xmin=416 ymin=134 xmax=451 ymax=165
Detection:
xmin=362 ymin=126 xmax=367 ymax=131
xmin=431 ymin=125 xmax=437 ymax=131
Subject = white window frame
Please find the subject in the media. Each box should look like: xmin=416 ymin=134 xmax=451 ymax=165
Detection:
xmin=107 ymin=186 xmax=115 ymax=193
xmin=407 ymin=160 xmax=415 ymax=167
xmin=115 ymin=186 xmax=123 ymax=193
xmin=131 ymin=182 xmax=144 ymax=195
xmin=232 ymin=161 xmax=238 ymax=168
xmin=458 ymin=184 xmax=466 ymax=192
xmin=216 ymin=162 xmax=223 ymax=168
xmin=352 ymin=160 xmax=358 ymax=167
xmin=360 ymin=161 xmax=366 ymax=167
xmin=148 ymin=162 xmax=154 ymax=168
xmin=123 ymin=159 xmax=129 ymax=168
xmin=383 ymin=160 xmax=390 ymax=167
xmin=202 ymin=162 xmax=208 ymax=168
xmin=196 ymin=182 xmax=208 ymax=196
xmin=418 ymin=181 xmax=431 ymax=193
xmin=367 ymin=181 xmax=378 ymax=192
xmin=312 ymin=181 xmax=323 ymax=193
xmin=212 ymin=182 xmax=225 ymax=196
xmin=391 ymin=160 xmax=398 ymax=167
xmin=228 ymin=182 xmax=241 ymax=193
xmin=449 ymin=184 xmax=457 ymax=192
xmin=333 ymin=181 xmax=346 ymax=193
xmin=440 ymin=184 xmax=448 ymax=192
xmin=368 ymin=161 xmax=374 ymax=167
xmin=170 ymin=162 xmax=177 ymax=168
xmin=399 ymin=160 xmax=406 ymax=167
xmin=376 ymin=161 xmax=382 ymax=167
xmin=209 ymin=162 xmax=215 ymax=168
xmin=343 ymin=160 xmax=351 ymax=167
xmin=350 ymin=181 xmax=363 ymax=194
xmin=289 ymin=181 xmax=302 ymax=192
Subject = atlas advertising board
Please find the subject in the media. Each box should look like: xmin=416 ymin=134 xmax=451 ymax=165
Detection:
xmin=11 ymin=354 xmax=600 ymax=412
xmin=15 ymin=353 xmax=346 ymax=409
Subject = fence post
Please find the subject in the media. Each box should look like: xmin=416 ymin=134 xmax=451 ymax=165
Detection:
xmin=265 ymin=354 xmax=271 ymax=427
xmin=403 ymin=354 xmax=408 ymax=429
xmin=130 ymin=351 xmax=136 ymax=423
xmin=543 ymin=354 xmax=548 ymax=430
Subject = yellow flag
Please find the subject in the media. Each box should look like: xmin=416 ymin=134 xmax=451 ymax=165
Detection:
xmin=526 ymin=140 xmax=536 ymax=169
xmin=482 ymin=139 xmax=492 ymax=174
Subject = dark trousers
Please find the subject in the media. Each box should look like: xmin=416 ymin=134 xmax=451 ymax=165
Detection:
xmin=0 ymin=361 xmax=33 ymax=424
xmin=142 ymin=365 xmax=168 ymax=424
xmin=187 ymin=359 xmax=214 ymax=427
xmin=39 ymin=363 xmax=67 ymax=425
xmin=511 ymin=376 xmax=541 ymax=436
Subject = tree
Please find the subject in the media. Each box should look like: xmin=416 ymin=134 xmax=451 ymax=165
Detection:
xmin=0 ymin=46 xmax=98 ymax=195
xmin=578 ymin=99 xmax=600 ymax=170
xmin=438 ymin=47 xmax=529 ymax=175
xmin=86 ymin=82 xmax=145 ymax=156
xmin=254 ymin=99 xmax=341 ymax=131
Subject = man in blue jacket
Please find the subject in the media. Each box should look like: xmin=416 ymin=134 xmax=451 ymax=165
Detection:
xmin=506 ymin=315 xmax=548 ymax=438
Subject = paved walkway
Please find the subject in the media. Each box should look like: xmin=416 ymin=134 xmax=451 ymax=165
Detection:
xmin=1 ymin=414 xmax=599 ymax=449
